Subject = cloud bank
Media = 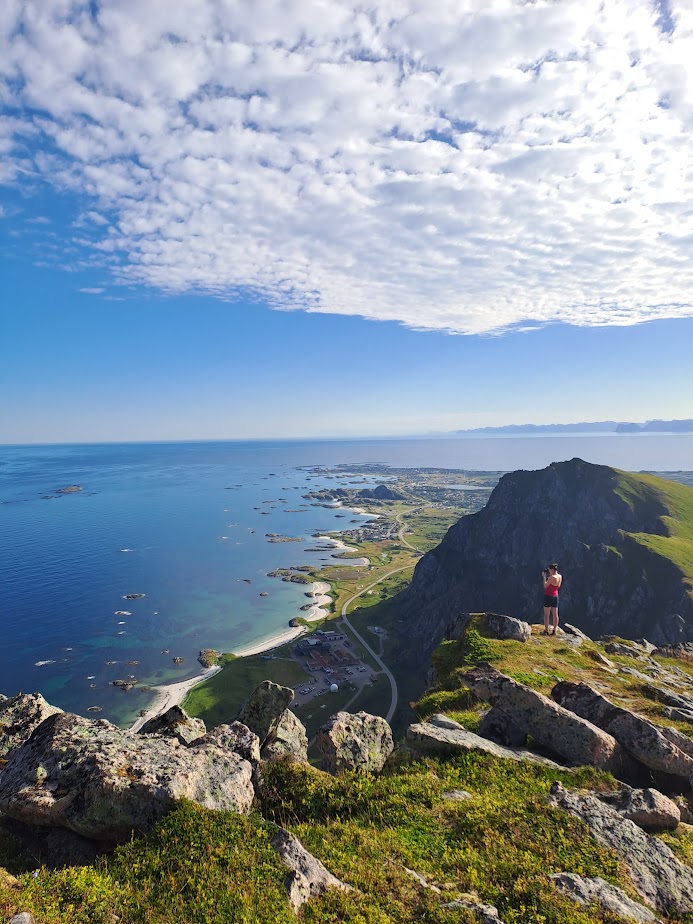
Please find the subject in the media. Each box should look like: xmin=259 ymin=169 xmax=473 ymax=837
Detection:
xmin=2 ymin=0 xmax=693 ymax=334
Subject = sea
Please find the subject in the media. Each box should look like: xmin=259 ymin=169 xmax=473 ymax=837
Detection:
xmin=2 ymin=435 xmax=693 ymax=726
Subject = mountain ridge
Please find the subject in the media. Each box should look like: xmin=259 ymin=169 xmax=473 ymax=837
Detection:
xmin=395 ymin=458 xmax=693 ymax=670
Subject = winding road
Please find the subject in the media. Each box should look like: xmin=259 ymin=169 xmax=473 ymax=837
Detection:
xmin=340 ymin=564 xmax=411 ymax=724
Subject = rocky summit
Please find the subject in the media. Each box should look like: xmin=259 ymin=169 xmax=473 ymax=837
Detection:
xmin=397 ymin=459 xmax=693 ymax=667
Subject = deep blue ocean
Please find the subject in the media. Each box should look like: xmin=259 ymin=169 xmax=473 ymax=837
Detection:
xmin=2 ymin=435 xmax=693 ymax=726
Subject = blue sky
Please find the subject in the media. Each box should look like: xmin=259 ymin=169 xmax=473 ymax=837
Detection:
xmin=2 ymin=0 xmax=693 ymax=442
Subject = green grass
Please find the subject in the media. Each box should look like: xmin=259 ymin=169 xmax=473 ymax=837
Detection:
xmin=184 ymin=653 xmax=309 ymax=728
xmin=615 ymin=470 xmax=693 ymax=596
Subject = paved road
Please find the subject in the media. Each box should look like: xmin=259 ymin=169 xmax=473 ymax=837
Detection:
xmin=340 ymin=565 xmax=411 ymax=724
xmin=395 ymin=510 xmax=424 ymax=555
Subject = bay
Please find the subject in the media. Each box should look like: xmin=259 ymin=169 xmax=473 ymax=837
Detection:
xmin=2 ymin=434 xmax=692 ymax=726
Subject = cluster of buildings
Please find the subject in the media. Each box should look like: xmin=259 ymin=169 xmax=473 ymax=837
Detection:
xmin=294 ymin=629 xmax=357 ymax=675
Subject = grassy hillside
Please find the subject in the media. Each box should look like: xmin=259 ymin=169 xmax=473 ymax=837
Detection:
xmin=615 ymin=470 xmax=693 ymax=598
xmin=6 ymin=622 xmax=693 ymax=922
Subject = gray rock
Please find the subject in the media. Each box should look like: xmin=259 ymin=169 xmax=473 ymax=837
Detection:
xmin=403 ymin=866 xmax=441 ymax=893
xmin=138 ymin=705 xmax=206 ymax=745
xmin=552 ymin=681 xmax=693 ymax=781
xmin=605 ymin=642 xmax=644 ymax=659
xmin=645 ymin=683 xmax=693 ymax=713
xmin=563 ymin=623 xmax=592 ymax=642
xmin=0 ymin=711 xmax=254 ymax=841
xmin=663 ymin=706 xmax=693 ymax=723
xmin=261 ymin=709 xmax=308 ymax=762
xmin=482 ymin=613 xmax=531 ymax=642
xmin=549 ymin=782 xmax=693 ymax=915
xmin=657 ymin=722 xmax=693 ymax=759
xmin=236 ymin=681 xmax=293 ymax=745
xmin=596 ymin=785 xmax=680 ymax=832
xmin=462 ymin=665 xmax=627 ymax=773
xmin=549 ymin=873 xmax=660 ymax=922
xmin=317 ymin=711 xmax=394 ymax=774
xmin=478 ymin=707 xmax=527 ymax=748
xmin=193 ymin=722 xmax=261 ymax=765
xmin=442 ymin=898 xmax=503 ymax=922
xmin=406 ymin=722 xmax=562 ymax=767
xmin=442 ymin=789 xmax=473 ymax=801
xmin=636 ymin=639 xmax=658 ymax=655
xmin=428 ymin=713 xmax=465 ymax=730
xmin=0 ymin=693 xmax=62 ymax=759
xmin=9 ymin=914 xmax=37 ymax=924
xmin=270 ymin=826 xmax=352 ymax=913
xmin=586 ymin=649 xmax=616 ymax=668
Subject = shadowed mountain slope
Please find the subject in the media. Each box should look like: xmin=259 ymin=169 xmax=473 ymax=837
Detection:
xmin=396 ymin=458 xmax=693 ymax=668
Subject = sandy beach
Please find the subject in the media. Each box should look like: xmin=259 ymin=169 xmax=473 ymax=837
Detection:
xmin=129 ymin=579 xmax=334 ymax=731
xmin=129 ymin=664 xmax=222 ymax=733
xmin=313 ymin=534 xmax=370 ymax=567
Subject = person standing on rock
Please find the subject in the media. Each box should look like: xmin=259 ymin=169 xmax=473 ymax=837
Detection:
xmin=542 ymin=563 xmax=562 ymax=635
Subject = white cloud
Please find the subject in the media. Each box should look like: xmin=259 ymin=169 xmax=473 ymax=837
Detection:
xmin=79 ymin=286 xmax=104 ymax=294
xmin=2 ymin=0 xmax=693 ymax=333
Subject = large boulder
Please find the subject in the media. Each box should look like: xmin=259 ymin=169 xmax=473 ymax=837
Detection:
xmin=406 ymin=722 xmax=562 ymax=767
xmin=549 ymin=873 xmax=660 ymax=922
xmin=316 ymin=711 xmax=393 ymax=774
xmin=0 ymin=693 xmax=62 ymax=759
xmin=595 ymin=785 xmax=680 ymax=833
xmin=236 ymin=681 xmax=293 ymax=744
xmin=138 ymin=705 xmax=206 ymax=744
xmin=482 ymin=613 xmax=531 ymax=642
xmin=461 ymin=665 xmax=628 ymax=773
xmin=193 ymin=722 xmax=261 ymax=765
xmin=261 ymin=709 xmax=308 ymax=763
xmin=552 ymin=681 xmax=693 ymax=781
xmin=270 ymin=827 xmax=353 ymax=912
xmin=550 ymin=782 xmax=693 ymax=916
xmin=0 ymin=712 xmax=254 ymax=841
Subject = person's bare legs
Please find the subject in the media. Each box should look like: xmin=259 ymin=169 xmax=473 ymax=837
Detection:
xmin=543 ymin=606 xmax=551 ymax=633
xmin=550 ymin=605 xmax=558 ymax=634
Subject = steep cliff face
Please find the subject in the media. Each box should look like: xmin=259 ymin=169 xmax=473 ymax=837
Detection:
xmin=397 ymin=458 xmax=693 ymax=667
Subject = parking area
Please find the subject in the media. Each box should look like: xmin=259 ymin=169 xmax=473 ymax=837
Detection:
xmin=289 ymin=626 xmax=378 ymax=706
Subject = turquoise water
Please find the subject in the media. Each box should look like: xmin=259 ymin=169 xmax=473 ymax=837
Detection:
xmin=2 ymin=436 xmax=692 ymax=726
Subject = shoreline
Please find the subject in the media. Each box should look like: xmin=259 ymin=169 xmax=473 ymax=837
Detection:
xmin=128 ymin=580 xmax=334 ymax=731
xmin=127 ymin=514 xmax=375 ymax=731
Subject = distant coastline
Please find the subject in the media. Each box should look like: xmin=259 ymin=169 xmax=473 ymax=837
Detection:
xmin=449 ymin=418 xmax=693 ymax=437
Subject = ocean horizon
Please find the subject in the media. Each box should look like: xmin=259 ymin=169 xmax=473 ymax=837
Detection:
xmin=3 ymin=434 xmax=693 ymax=727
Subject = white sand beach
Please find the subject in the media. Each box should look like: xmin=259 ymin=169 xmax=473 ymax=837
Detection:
xmin=129 ymin=664 xmax=222 ymax=733
xmin=312 ymin=534 xmax=370 ymax=567
xmin=128 ymin=579 xmax=335 ymax=731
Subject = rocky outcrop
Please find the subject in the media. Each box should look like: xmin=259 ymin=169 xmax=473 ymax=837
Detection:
xmin=193 ymin=722 xmax=261 ymax=765
xmin=549 ymin=873 xmax=661 ymax=922
xmin=552 ymin=681 xmax=693 ymax=781
xmin=462 ymin=665 xmax=629 ymax=773
xmin=270 ymin=827 xmax=353 ymax=912
xmin=478 ymin=707 xmax=527 ymax=747
xmin=395 ymin=459 xmax=693 ymax=668
xmin=445 ymin=613 xmax=530 ymax=643
xmin=236 ymin=681 xmax=308 ymax=762
xmin=595 ymin=785 xmax=680 ymax=832
xmin=0 ymin=712 xmax=254 ymax=841
xmin=261 ymin=709 xmax=308 ymax=763
xmin=236 ymin=681 xmax=294 ymax=744
xmin=317 ymin=711 xmax=394 ymax=774
xmin=550 ymin=782 xmax=693 ymax=915
xmin=405 ymin=721 xmax=562 ymax=767
xmin=0 ymin=693 xmax=62 ymax=759
xmin=138 ymin=705 xmax=206 ymax=745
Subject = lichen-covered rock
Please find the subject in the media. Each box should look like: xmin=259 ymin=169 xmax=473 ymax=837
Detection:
xmin=261 ymin=709 xmax=308 ymax=762
xmin=193 ymin=722 xmax=261 ymax=765
xmin=549 ymin=782 xmax=693 ymax=915
xmin=478 ymin=707 xmax=528 ymax=748
xmin=482 ymin=613 xmax=531 ymax=642
xmin=317 ymin=711 xmax=393 ymax=774
xmin=270 ymin=827 xmax=353 ymax=912
xmin=442 ymin=898 xmax=503 ymax=922
xmin=236 ymin=681 xmax=293 ymax=745
xmin=427 ymin=713 xmax=465 ymax=731
xmin=549 ymin=873 xmax=660 ymax=922
xmin=0 ymin=693 xmax=62 ymax=759
xmin=552 ymin=681 xmax=693 ymax=781
xmin=462 ymin=665 xmax=628 ymax=773
xmin=563 ymin=623 xmax=592 ymax=642
xmin=406 ymin=722 xmax=562 ymax=767
xmin=596 ymin=785 xmax=680 ymax=832
xmin=0 ymin=712 xmax=254 ymax=841
xmin=605 ymin=642 xmax=644 ymax=659
xmin=138 ymin=705 xmax=206 ymax=745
